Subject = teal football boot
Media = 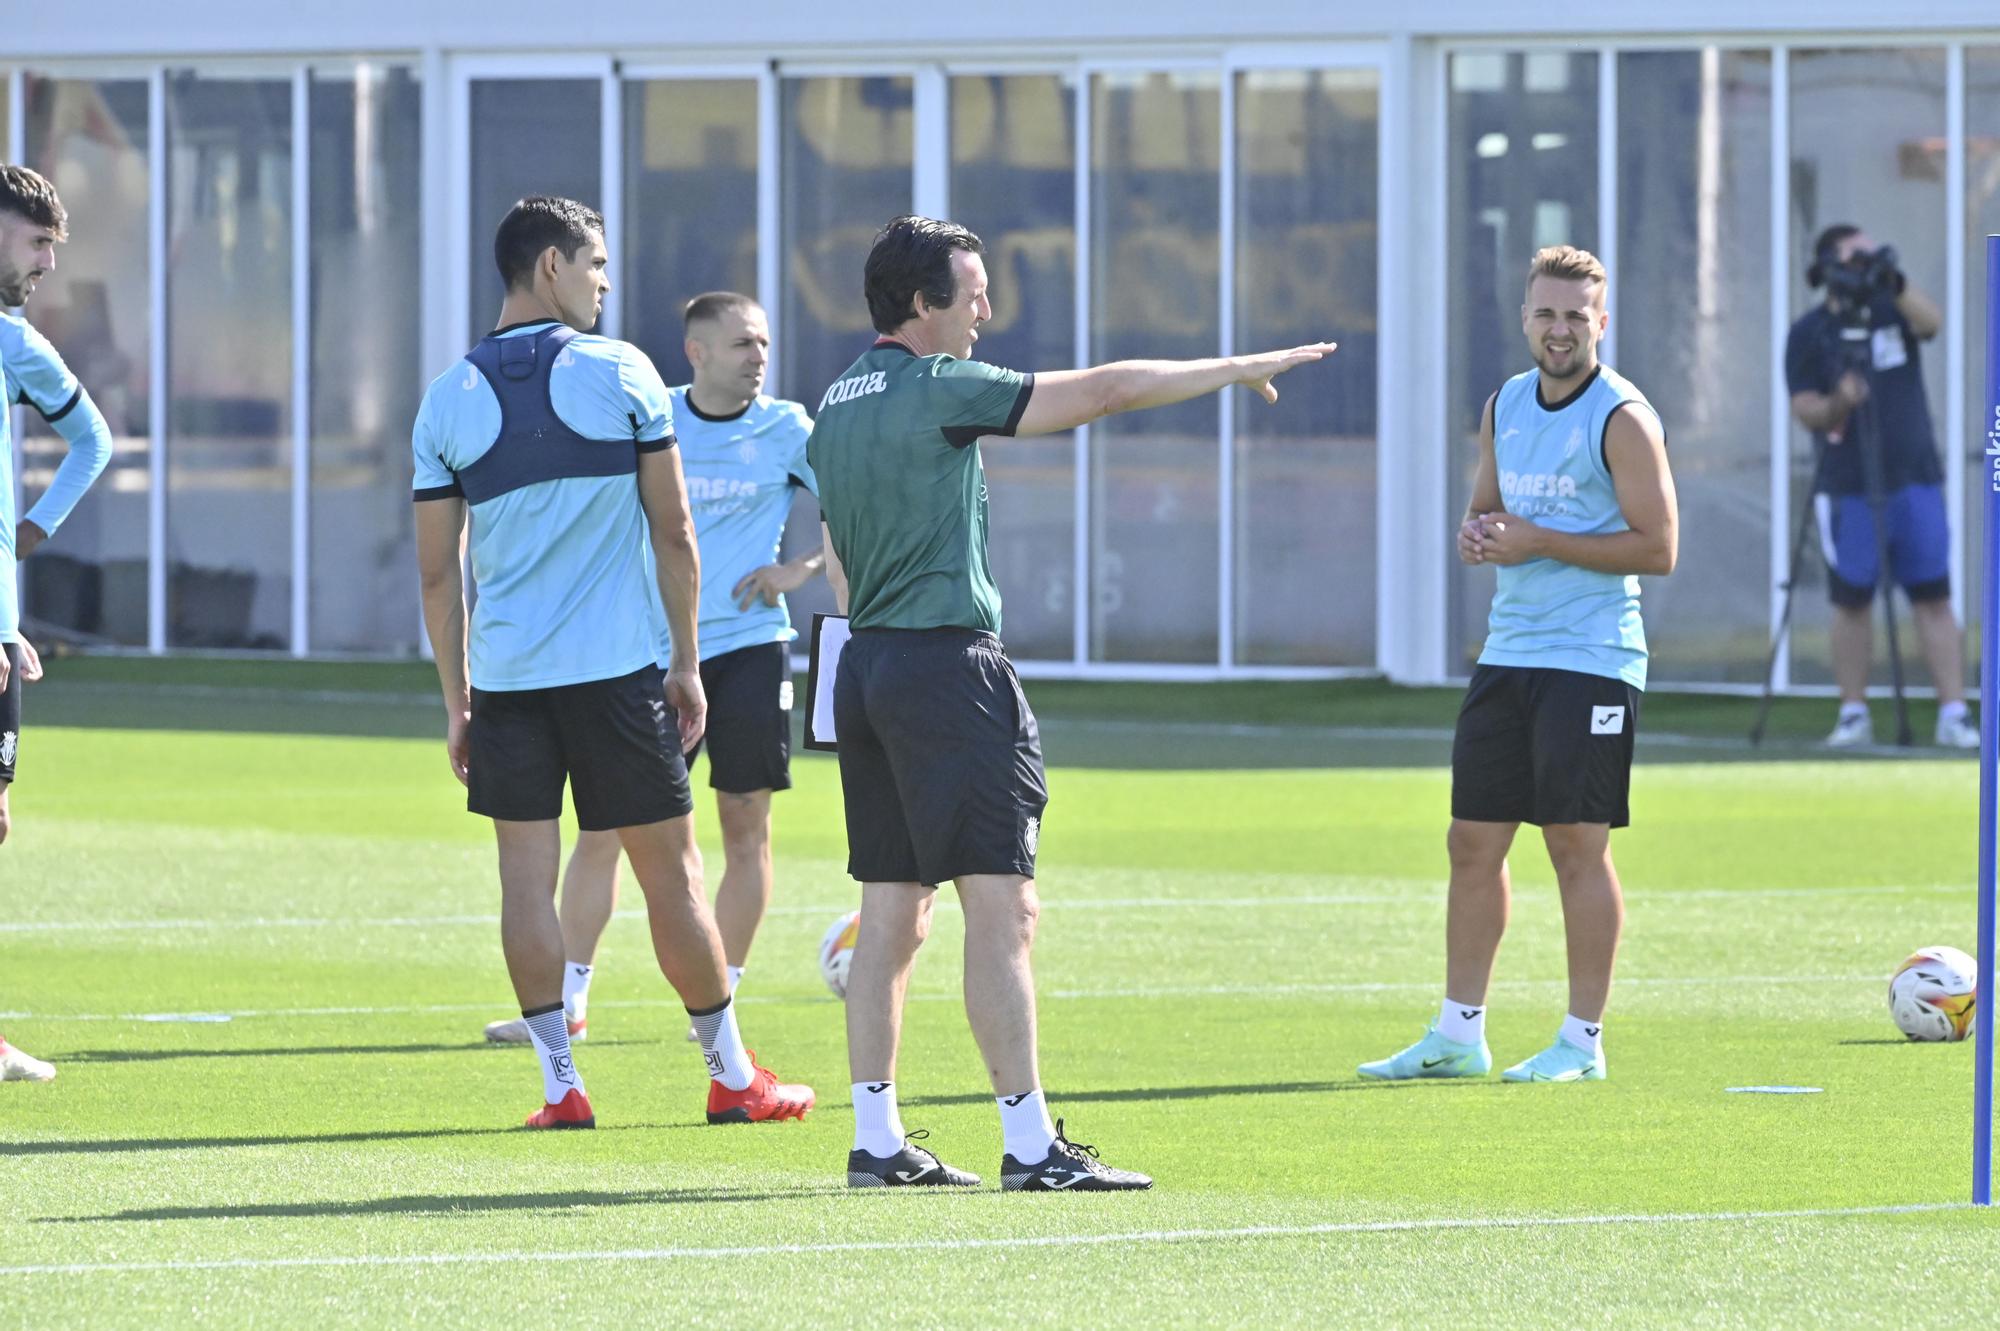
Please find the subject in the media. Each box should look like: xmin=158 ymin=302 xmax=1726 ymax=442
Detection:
xmin=1500 ymin=1036 xmax=1605 ymax=1083
xmin=1357 ymin=1024 xmax=1492 ymax=1080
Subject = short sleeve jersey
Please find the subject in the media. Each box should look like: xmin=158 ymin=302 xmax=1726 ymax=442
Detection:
xmin=0 ymin=333 xmax=13 ymax=642
xmin=411 ymin=320 xmax=676 ymax=691
xmin=651 ymin=389 xmax=817 ymax=664
xmin=1 ymin=311 xmax=115 ymax=541
xmin=805 ymin=340 xmax=1034 ymax=633
xmin=1784 ymin=296 xmax=1941 ymax=496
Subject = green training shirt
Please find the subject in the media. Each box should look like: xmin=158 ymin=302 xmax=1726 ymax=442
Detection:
xmin=806 ymin=339 xmax=1035 ymax=632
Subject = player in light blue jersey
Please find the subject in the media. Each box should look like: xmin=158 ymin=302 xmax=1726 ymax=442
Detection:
xmin=480 ymin=292 xmax=829 ymax=1048
xmin=1 ymin=164 xmax=109 ymax=1083
xmin=415 ymin=197 xmax=811 ymax=1130
xmin=1361 ymin=245 xmax=1677 ymax=1086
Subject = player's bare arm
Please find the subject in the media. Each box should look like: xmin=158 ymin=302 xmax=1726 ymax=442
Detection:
xmin=1897 ymin=281 xmax=1943 ymax=339
xmin=1461 ymin=392 xmax=1503 ymax=565
xmin=1477 ymin=404 xmax=1677 ymax=577
xmin=413 ymin=494 xmax=471 ymax=785
xmin=820 ymin=522 xmax=849 ymax=614
xmin=637 ymin=445 xmax=708 ymax=750
xmin=1790 ymin=376 xmax=1868 ymax=439
xmin=1011 ymin=342 xmax=1337 ymax=438
xmin=733 ymin=545 xmax=824 ymax=611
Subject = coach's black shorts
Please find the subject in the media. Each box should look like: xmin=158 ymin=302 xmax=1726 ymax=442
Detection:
xmin=468 ymin=664 xmax=694 ymax=831
xmin=835 ymin=627 xmax=1048 ymax=886
xmin=1451 ymin=664 xmax=1640 ymax=829
xmin=0 ymin=642 xmax=21 ymax=784
xmin=682 ymin=641 xmax=792 ymax=794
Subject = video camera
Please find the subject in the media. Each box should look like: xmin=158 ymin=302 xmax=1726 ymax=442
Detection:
xmin=1822 ymin=244 xmax=1905 ymax=327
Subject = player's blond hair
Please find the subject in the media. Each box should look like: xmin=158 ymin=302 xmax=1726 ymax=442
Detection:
xmin=1526 ymin=245 xmax=1606 ymax=298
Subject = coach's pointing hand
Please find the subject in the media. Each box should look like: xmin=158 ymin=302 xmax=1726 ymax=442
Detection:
xmin=1236 ymin=341 xmax=1338 ymax=404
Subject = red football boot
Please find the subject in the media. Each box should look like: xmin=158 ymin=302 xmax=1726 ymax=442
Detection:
xmin=705 ymin=1054 xmax=814 ymax=1124
xmin=524 ymin=1087 xmax=595 ymax=1130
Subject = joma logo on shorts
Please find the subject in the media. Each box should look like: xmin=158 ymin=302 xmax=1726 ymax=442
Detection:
xmin=819 ymin=370 xmax=888 ymax=410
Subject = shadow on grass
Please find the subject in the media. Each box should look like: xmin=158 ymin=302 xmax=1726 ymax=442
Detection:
xmin=1 ymin=1121 xmax=703 ymax=1157
xmin=41 ymin=1182 xmax=848 ymax=1224
xmin=59 ymin=1039 xmax=663 ymax=1064
xmin=900 ymin=1078 xmax=1482 ymax=1109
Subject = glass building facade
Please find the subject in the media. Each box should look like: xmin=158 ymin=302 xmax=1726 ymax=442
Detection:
xmin=6 ymin=33 xmax=1999 ymax=689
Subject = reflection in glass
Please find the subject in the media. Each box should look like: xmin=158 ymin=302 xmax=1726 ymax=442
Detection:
xmin=18 ymin=76 xmax=151 ymax=645
xmin=1617 ymin=50 xmax=1772 ymax=684
xmin=780 ymin=77 xmax=912 ymax=407
xmin=952 ymin=73 xmax=1076 ymax=661
xmin=1234 ymin=69 xmax=1379 ymax=666
xmin=467 ymin=79 xmax=600 ymax=341
xmin=622 ymin=79 xmax=758 ymax=381
xmin=1787 ymin=48 xmax=1948 ymax=687
xmin=165 ymin=74 xmax=292 ymax=650
xmin=1445 ymin=51 xmax=1599 ymax=673
xmin=310 ymin=65 xmax=422 ymax=654
xmin=1090 ymin=71 xmax=1220 ymax=663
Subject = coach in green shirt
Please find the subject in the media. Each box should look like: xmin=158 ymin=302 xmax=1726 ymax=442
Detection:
xmin=812 ymin=215 xmax=1333 ymax=1193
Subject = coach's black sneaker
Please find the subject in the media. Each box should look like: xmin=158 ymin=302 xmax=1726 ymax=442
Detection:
xmin=847 ymin=1130 xmax=982 ymax=1189
xmin=1000 ymin=1119 xmax=1153 ymax=1192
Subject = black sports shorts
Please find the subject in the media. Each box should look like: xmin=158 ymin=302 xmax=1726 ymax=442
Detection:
xmin=682 ymin=641 xmax=792 ymax=794
xmin=1451 ymin=663 xmax=1640 ymax=829
xmin=834 ymin=627 xmax=1048 ymax=886
xmin=0 ymin=642 xmax=20 ymax=784
xmin=468 ymin=664 xmax=694 ymax=831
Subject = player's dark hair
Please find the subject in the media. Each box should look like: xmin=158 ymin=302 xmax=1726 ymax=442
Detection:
xmin=0 ymin=164 xmax=68 ymax=241
xmin=683 ymin=291 xmax=761 ymax=330
xmin=864 ymin=215 xmax=984 ymax=335
xmin=493 ymin=195 xmax=603 ymax=292
xmin=1807 ymin=223 xmax=1862 ymax=288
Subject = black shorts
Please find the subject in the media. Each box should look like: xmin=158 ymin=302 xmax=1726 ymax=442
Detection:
xmin=835 ymin=627 xmax=1048 ymax=886
xmin=467 ymin=664 xmax=694 ymax=831
xmin=1451 ymin=664 xmax=1640 ymax=829
xmin=0 ymin=642 xmax=20 ymax=784
xmin=682 ymin=642 xmax=792 ymax=794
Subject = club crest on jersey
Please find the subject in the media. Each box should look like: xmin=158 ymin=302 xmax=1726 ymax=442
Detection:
xmin=738 ymin=439 xmax=760 ymax=465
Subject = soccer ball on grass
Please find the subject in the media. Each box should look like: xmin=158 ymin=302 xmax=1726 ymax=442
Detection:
xmin=819 ymin=909 xmax=861 ymax=999
xmin=1887 ymin=946 xmax=1977 ymax=1042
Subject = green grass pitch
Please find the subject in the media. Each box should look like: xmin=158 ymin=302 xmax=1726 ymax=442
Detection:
xmin=4 ymin=666 xmax=2000 ymax=1327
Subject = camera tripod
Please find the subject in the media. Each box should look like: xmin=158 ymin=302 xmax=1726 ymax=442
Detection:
xmin=1751 ymin=323 xmax=1914 ymax=747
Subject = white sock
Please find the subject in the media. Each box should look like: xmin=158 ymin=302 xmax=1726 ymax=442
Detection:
xmin=562 ymin=961 xmax=593 ymax=1024
xmin=687 ymin=996 xmax=754 ymax=1091
xmin=1438 ymin=999 xmax=1486 ymax=1045
xmin=1839 ymin=700 xmax=1869 ymax=722
xmin=522 ymin=1004 xmax=584 ymax=1103
xmin=727 ymin=965 xmax=744 ymax=996
xmin=1559 ymin=1012 xmax=1603 ymax=1056
xmin=852 ymin=1080 xmax=907 ymax=1158
xmin=997 ymin=1088 xmax=1058 ymax=1163
xmin=1941 ymin=700 xmax=1969 ymax=722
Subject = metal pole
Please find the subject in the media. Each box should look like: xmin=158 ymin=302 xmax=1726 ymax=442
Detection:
xmin=1975 ymin=232 xmax=1999 ymax=1206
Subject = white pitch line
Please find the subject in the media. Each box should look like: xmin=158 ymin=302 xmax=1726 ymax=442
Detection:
xmin=0 ymin=974 xmax=1888 ymax=1024
xmin=0 ymin=882 xmax=1958 ymax=937
xmin=0 ymin=1202 xmax=1967 ymax=1278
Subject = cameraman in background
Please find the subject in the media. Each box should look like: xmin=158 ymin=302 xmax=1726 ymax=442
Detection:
xmin=1785 ymin=224 xmax=1975 ymax=749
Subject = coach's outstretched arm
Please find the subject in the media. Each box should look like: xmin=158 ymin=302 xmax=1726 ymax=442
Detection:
xmin=1471 ymin=404 xmax=1678 ymax=577
xmin=1011 ymin=342 xmax=1337 ymax=438
xmin=413 ymin=495 xmax=471 ymax=785
xmin=637 ymin=446 xmax=709 ymax=751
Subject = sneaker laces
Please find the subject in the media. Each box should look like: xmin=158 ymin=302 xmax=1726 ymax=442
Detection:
xmin=1050 ymin=1118 xmax=1102 ymax=1166
xmin=902 ymin=1129 xmax=944 ymax=1165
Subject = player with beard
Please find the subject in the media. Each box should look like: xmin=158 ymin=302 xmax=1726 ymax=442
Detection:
xmin=0 ymin=164 xmax=116 ymax=1084
xmin=1360 ymin=245 xmax=1678 ymax=1085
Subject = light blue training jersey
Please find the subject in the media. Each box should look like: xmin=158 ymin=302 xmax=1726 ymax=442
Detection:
xmin=653 ymin=388 xmax=817 ymax=665
xmin=1 ymin=312 xmax=116 ymax=546
xmin=0 ymin=332 xmax=11 ymax=642
xmin=411 ymin=320 xmax=677 ymax=691
xmin=1477 ymin=364 xmax=1658 ymax=690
